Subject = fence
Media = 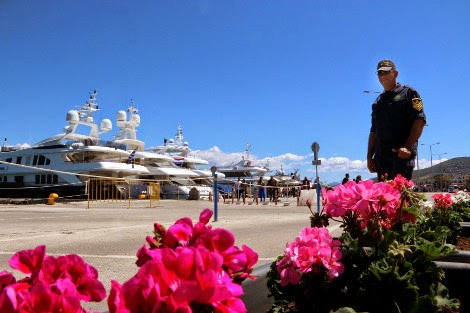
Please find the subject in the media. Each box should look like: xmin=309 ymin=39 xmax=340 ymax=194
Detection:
xmin=86 ymin=178 xmax=160 ymax=209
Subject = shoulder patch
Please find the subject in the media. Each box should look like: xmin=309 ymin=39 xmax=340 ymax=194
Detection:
xmin=412 ymin=98 xmax=423 ymax=111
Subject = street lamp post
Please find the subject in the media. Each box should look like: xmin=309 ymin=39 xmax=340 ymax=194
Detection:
xmin=311 ymin=142 xmax=321 ymax=214
xmin=432 ymin=152 xmax=448 ymax=163
xmin=420 ymin=142 xmax=440 ymax=191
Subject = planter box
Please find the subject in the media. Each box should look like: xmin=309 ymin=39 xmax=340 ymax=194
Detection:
xmin=242 ymin=257 xmax=470 ymax=313
xmin=241 ymin=264 xmax=273 ymax=312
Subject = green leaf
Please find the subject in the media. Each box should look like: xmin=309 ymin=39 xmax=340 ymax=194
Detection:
xmin=433 ymin=283 xmax=460 ymax=309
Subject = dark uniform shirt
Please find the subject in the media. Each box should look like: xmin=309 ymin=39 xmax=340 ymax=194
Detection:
xmin=370 ymin=83 xmax=426 ymax=159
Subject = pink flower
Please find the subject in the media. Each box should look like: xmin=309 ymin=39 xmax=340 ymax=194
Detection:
xmin=322 ymin=187 xmax=348 ymax=217
xmin=2 ymin=209 xmax=257 ymax=313
xmin=164 ymin=223 xmax=193 ymax=247
xmin=276 ymin=227 xmax=343 ymax=286
xmin=432 ymin=193 xmax=453 ymax=209
xmin=109 ymin=247 xmax=246 ymax=313
xmin=322 ymin=178 xmax=404 ymax=229
xmin=199 ymin=208 xmax=213 ymax=225
xmin=1 ymin=246 xmax=106 ymax=313
xmin=276 ymin=258 xmax=301 ymax=286
xmin=389 ymin=174 xmax=414 ymax=191
xmin=8 ymin=245 xmax=45 ymax=279
xmin=0 ymin=270 xmax=16 ymax=293
xmin=114 ymin=209 xmax=257 ymax=312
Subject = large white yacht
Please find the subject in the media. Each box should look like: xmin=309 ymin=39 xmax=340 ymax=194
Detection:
xmin=271 ymin=166 xmax=302 ymax=187
xmin=148 ymin=125 xmax=225 ymax=184
xmin=216 ymin=144 xmax=270 ymax=183
xmin=0 ymin=91 xmax=148 ymax=199
xmin=112 ymin=109 xmax=216 ymax=199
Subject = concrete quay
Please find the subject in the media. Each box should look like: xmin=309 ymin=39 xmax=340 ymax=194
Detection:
xmin=0 ymin=196 xmax=340 ymax=312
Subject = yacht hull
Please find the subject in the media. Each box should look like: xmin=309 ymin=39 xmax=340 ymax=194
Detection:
xmin=0 ymin=183 xmax=86 ymax=199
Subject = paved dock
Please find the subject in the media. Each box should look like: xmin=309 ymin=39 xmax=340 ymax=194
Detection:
xmin=0 ymin=197 xmax=342 ymax=312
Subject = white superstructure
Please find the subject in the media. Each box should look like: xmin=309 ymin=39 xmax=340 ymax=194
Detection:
xmin=0 ymin=91 xmax=148 ymax=199
xmin=216 ymin=144 xmax=270 ymax=182
xmin=113 ymin=109 xmax=216 ymax=199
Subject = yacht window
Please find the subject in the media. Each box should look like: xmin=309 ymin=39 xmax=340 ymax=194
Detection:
xmin=16 ymin=157 xmax=22 ymax=164
xmin=33 ymin=155 xmax=38 ymax=165
xmin=35 ymin=175 xmax=40 ymax=184
xmin=47 ymin=175 xmax=52 ymax=184
xmin=6 ymin=158 xmax=12 ymax=163
xmin=3 ymin=176 xmax=7 ymax=182
xmin=46 ymin=157 xmax=50 ymax=165
xmin=14 ymin=176 xmax=23 ymax=183
xmin=53 ymin=174 xmax=58 ymax=184
xmin=38 ymin=155 xmax=46 ymax=165
xmin=40 ymin=175 xmax=46 ymax=184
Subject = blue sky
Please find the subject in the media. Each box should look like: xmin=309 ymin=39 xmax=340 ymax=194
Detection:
xmin=1 ymin=1 xmax=469 ymax=184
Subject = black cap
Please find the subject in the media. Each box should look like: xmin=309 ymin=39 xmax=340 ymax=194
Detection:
xmin=377 ymin=59 xmax=396 ymax=72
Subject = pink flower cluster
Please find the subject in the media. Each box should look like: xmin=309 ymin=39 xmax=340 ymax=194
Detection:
xmin=276 ymin=227 xmax=344 ymax=286
xmin=0 ymin=245 xmax=106 ymax=313
xmin=109 ymin=209 xmax=258 ymax=313
xmin=432 ymin=193 xmax=453 ymax=209
xmin=321 ymin=175 xmax=412 ymax=228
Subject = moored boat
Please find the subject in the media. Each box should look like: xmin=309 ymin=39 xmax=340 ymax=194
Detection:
xmin=0 ymin=91 xmax=148 ymax=199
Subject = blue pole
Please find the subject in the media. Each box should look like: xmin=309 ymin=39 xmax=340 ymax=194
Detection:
xmin=316 ymin=181 xmax=321 ymax=214
xmin=213 ymin=173 xmax=218 ymax=221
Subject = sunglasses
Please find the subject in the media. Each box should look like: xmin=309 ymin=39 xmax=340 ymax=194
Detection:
xmin=377 ymin=70 xmax=393 ymax=76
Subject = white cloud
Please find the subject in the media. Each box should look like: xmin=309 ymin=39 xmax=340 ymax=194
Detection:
xmin=16 ymin=143 xmax=31 ymax=149
xmin=191 ymin=146 xmax=442 ymax=184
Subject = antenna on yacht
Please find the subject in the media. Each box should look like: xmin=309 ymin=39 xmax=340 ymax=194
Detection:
xmin=77 ymin=90 xmax=100 ymax=123
xmin=175 ymin=125 xmax=183 ymax=146
xmin=245 ymin=143 xmax=251 ymax=160
xmin=116 ymin=103 xmax=140 ymax=141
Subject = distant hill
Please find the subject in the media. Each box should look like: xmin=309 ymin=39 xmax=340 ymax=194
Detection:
xmin=412 ymin=157 xmax=470 ymax=180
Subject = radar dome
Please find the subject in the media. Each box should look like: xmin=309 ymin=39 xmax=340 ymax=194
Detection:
xmin=66 ymin=110 xmax=79 ymax=125
xmin=168 ymin=139 xmax=175 ymax=144
xmin=130 ymin=114 xmax=141 ymax=126
xmin=117 ymin=110 xmax=127 ymax=122
xmin=100 ymin=119 xmax=112 ymax=132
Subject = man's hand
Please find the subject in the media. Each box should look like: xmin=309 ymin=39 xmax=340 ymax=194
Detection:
xmin=392 ymin=147 xmax=412 ymax=159
xmin=367 ymin=158 xmax=376 ymax=173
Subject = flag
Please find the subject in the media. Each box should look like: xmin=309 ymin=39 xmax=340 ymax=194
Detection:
xmin=127 ymin=150 xmax=136 ymax=165
xmin=174 ymin=157 xmax=184 ymax=166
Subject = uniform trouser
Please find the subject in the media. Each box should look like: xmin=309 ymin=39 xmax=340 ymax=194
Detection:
xmin=374 ymin=154 xmax=415 ymax=181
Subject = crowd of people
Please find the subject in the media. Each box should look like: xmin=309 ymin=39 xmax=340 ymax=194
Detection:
xmin=342 ymin=173 xmax=362 ymax=185
xmin=219 ymin=176 xmax=303 ymax=204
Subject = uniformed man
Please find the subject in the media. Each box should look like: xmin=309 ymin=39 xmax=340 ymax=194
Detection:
xmin=367 ymin=59 xmax=426 ymax=181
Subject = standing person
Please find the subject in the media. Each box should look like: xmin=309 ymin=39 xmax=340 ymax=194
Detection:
xmin=355 ymin=175 xmax=362 ymax=183
xmin=342 ymin=173 xmax=350 ymax=185
xmin=302 ymin=177 xmax=310 ymax=190
xmin=367 ymin=59 xmax=426 ymax=181
xmin=266 ymin=176 xmax=277 ymax=202
xmin=234 ymin=177 xmax=242 ymax=200
xmin=241 ymin=179 xmax=248 ymax=203
xmin=257 ymin=176 xmax=266 ymax=203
